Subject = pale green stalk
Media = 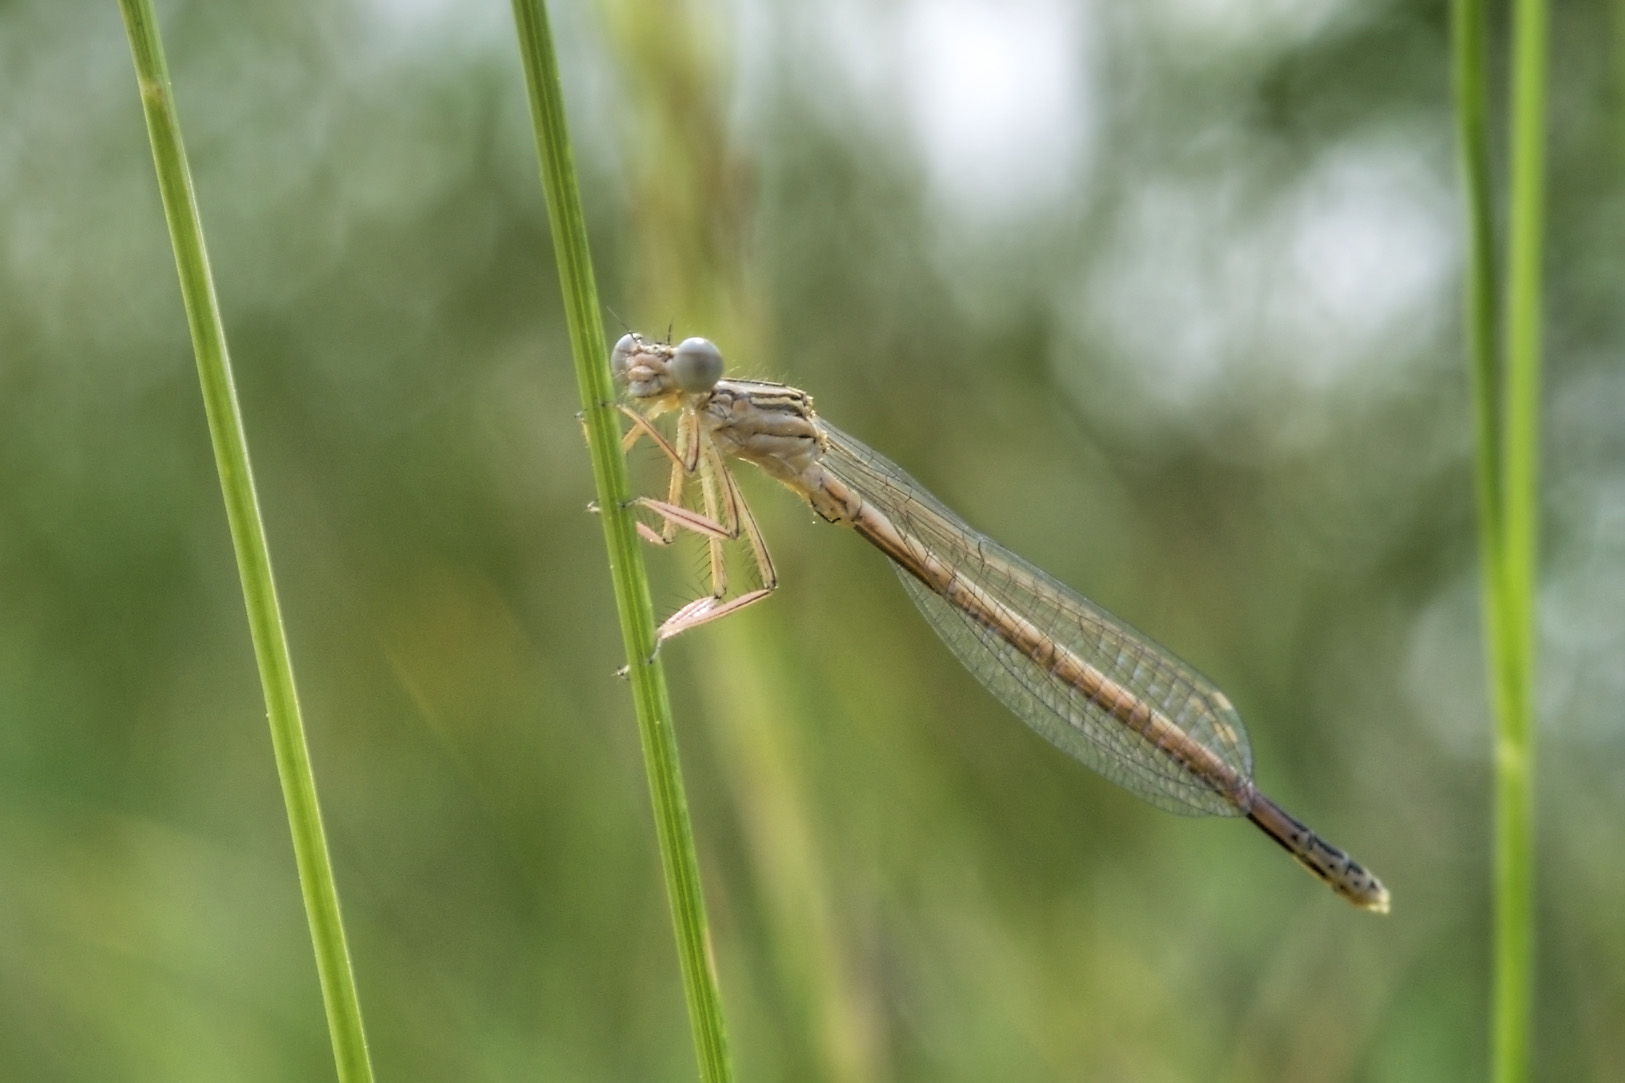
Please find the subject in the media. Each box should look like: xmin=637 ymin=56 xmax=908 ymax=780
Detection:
xmin=116 ymin=3 xmax=374 ymax=1080
xmin=507 ymin=3 xmax=734 ymax=1080
xmin=1453 ymin=0 xmax=1501 ymax=541
xmin=1491 ymin=0 xmax=1548 ymax=1079
xmin=1452 ymin=0 xmax=1545 ymax=1078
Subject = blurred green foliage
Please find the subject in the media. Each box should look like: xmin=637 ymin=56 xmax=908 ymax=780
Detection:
xmin=3 ymin=0 xmax=1623 ymax=1079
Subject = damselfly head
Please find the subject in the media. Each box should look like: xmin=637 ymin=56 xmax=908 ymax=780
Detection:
xmin=611 ymin=332 xmax=726 ymax=404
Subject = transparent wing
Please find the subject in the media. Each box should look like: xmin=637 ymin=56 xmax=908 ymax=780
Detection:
xmin=820 ymin=425 xmax=1252 ymax=817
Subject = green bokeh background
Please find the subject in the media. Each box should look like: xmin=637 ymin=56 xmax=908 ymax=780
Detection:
xmin=5 ymin=1 xmax=1624 ymax=1079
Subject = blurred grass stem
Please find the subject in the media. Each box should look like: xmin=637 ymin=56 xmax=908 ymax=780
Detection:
xmin=508 ymin=3 xmax=735 ymax=1080
xmin=116 ymin=3 xmax=375 ymax=1080
xmin=1453 ymin=0 xmax=1546 ymax=1080
xmin=1495 ymin=0 xmax=1547 ymax=1078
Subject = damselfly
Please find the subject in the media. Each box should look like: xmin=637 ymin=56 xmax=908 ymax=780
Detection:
xmin=610 ymin=332 xmax=1389 ymax=913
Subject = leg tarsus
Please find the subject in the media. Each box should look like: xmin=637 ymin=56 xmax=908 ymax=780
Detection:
xmin=656 ymin=588 xmax=775 ymax=640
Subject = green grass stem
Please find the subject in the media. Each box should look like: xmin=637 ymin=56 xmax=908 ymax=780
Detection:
xmin=1491 ymin=0 xmax=1548 ymax=1079
xmin=1453 ymin=0 xmax=1546 ymax=1079
xmin=1453 ymin=0 xmax=1501 ymax=539
xmin=116 ymin=4 xmax=375 ymax=1081
xmin=507 ymin=3 xmax=735 ymax=1080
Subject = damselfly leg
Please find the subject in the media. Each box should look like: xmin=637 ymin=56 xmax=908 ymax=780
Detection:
xmin=620 ymin=401 xmax=778 ymax=640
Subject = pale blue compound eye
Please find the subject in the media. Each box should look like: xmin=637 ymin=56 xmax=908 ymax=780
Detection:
xmin=610 ymin=333 xmax=638 ymax=382
xmin=671 ymin=337 xmax=724 ymax=393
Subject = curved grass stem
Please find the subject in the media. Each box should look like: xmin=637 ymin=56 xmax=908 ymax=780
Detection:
xmin=1452 ymin=0 xmax=1545 ymax=1079
xmin=508 ymin=3 xmax=735 ymax=1080
xmin=116 ymin=3 xmax=375 ymax=1080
